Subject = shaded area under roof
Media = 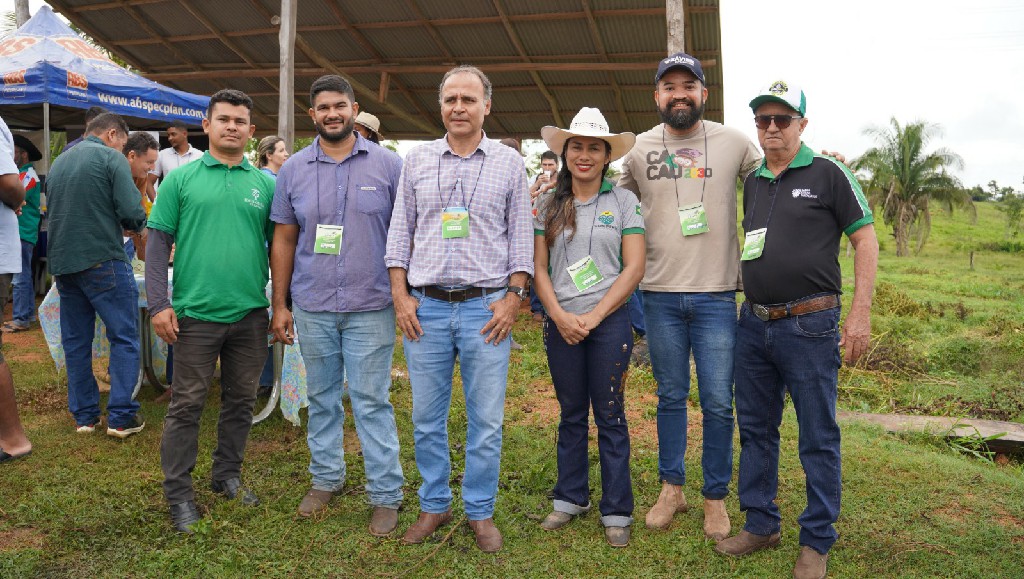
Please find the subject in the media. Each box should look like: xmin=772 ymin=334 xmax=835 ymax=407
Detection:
xmin=42 ymin=0 xmax=723 ymax=141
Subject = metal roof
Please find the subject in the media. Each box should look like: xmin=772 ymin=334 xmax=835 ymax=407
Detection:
xmin=43 ymin=0 xmax=723 ymax=140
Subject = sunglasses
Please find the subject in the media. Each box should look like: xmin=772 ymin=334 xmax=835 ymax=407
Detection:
xmin=754 ymin=114 xmax=803 ymax=130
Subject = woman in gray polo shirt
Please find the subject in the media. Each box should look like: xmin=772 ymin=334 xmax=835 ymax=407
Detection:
xmin=532 ymin=107 xmax=645 ymax=547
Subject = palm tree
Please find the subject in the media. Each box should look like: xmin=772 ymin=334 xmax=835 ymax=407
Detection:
xmin=854 ymin=117 xmax=972 ymax=256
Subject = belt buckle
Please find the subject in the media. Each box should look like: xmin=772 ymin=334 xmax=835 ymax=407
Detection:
xmin=448 ymin=288 xmax=467 ymax=302
xmin=752 ymin=304 xmax=770 ymax=321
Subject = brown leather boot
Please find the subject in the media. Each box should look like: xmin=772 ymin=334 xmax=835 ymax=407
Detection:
xmin=703 ymin=498 xmax=731 ymax=542
xmin=297 ymin=489 xmax=335 ymax=517
xmin=368 ymin=506 xmax=399 ymax=536
xmin=793 ymin=546 xmax=829 ymax=579
xmin=714 ymin=530 xmax=782 ymax=557
xmin=645 ymin=482 xmax=687 ymax=530
xmin=401 ymin=509 xmax=452 ymax=544
xmin=468 ymin=518 xmax=503 ymax=553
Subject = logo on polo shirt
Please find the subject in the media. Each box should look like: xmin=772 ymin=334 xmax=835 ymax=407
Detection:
xmin=598 ymin=211 xmax=615 ymax=226
xmin=792 ymin=188 xmax=817 ymax=199
xmin=244 ymin=188 xmax=265 ymax=209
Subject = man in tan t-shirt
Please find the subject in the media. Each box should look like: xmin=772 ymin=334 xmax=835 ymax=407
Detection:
xmin=618 ymin=52 xmax=761 ymax=542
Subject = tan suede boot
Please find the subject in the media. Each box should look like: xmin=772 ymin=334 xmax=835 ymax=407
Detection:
xmin=645 ymin=482 xmax=687 ymax=529
xmin=703 ymin=498 xmax=731 ymax=541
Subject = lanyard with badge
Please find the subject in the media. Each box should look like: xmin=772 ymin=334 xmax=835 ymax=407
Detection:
xmin=563 ymin=197 xmax=605 ymax=292
xmin=740 ymin=173 xmax=781 ymax=261
xmin=663 ymin=121 xmax=710 ymax=236
xmin=313 ymin=142 xmax=350 ymax=255
xmin=438 ymin=154 xmax=486 ymax=239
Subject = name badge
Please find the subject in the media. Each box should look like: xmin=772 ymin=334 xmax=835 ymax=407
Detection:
xmin=678 ymin=202 xmax=709 ymax=236
xmin=741 ymin=228 xmax=767 ymax=261
xmin=566 ymin=255 xmax=604 ymax=292
xmin=442 ymin=206 xmax=469 ymax=238
xmin=314 ymin=224 xmax=344 ymax=255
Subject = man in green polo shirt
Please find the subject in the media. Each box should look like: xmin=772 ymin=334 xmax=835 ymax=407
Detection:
xmin=145 ymin=89 xmax=275 ymax=534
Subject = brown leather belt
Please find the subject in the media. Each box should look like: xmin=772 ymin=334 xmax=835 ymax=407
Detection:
xmin=749 ymin=294 xmax=839 ymax=322
xmin=417 ymin=285 xmax=504 ymax=302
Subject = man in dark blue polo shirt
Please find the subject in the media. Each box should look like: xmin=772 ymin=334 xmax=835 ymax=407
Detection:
xmin=270 ymin=75 xmax=404 ymax=535
xmin=715 ymin=81 xmax=878 ymax=579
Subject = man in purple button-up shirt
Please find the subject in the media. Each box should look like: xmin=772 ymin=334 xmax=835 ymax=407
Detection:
xmin=270 ymin=75 xmax=404 ymax=536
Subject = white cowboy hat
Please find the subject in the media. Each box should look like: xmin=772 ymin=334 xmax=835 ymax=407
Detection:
xmin=540 ymin=107 xmax=635 ymax=163
xmin=354 ymin=111 xmax=382 ymax=138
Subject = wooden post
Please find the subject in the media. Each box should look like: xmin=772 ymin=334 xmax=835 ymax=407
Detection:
xmin=666 ymin=0 xmax=685 ymax=55
xmin=14 ymin=0 xmax=30 ymax=27
xmin=277 ymin=0 xmax=297 ymax=150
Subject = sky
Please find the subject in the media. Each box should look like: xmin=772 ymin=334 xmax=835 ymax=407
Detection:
xmin=4 ymin=0 xmax=1022 ymax=189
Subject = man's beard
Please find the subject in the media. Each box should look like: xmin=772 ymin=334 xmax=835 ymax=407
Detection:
xmin=315 ymin=115 xmax=355 ymax=143
xmin=658 ymin=97 xmax=705 ymax=132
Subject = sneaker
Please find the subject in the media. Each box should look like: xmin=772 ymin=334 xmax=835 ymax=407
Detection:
xmin=107 ymin=415 xmax=145 ymax=439
xmin=76 ymin=418 xmax=101 ymax=434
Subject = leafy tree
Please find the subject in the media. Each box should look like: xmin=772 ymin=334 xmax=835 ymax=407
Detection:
xmin=854 ymin=118 xmax=973 ymax=256
xmin=997 ymin=190 xmax=1024 ymax=239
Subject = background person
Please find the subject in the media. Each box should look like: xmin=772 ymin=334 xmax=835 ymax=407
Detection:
xmin=532 ymin=108 xmax=644 ymax=548
xmin=46 ymin=113 xmax=147 ymax=438
xmin=4 ymin=135 xmax=42 ymax=333
xmin=354 ymin=112 xmax=382 ymax=144
xmin=256 ymin=135 xmax=289 ymax=177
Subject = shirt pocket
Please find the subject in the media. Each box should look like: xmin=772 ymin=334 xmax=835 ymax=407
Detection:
xmin=356 ymin=184 xmax=390 ymax=215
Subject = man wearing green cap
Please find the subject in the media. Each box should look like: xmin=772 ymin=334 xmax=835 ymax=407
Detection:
xmin=714 ymin=81 xmax=877 ymax=579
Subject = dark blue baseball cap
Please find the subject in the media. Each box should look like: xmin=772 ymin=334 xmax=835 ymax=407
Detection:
xmin=655 ymin=52 xmax=705 ymax=85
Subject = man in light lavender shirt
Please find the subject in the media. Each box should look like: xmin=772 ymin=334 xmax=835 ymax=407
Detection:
xmin=385 ymin=65 xmax=533 ymax=553
xmin=270 ymin=75 xmax=404 ymax=535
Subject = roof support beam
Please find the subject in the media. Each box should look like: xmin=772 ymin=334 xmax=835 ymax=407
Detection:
xmin=581 ymin=0 xmax=631 ymax=133
xmin=277 ymin=0 xmax=297 ymax=147
xmin=491 ymin=0 xmax=564 ymax=128
xmin=322 ymin=0 xmax=439 ymax=130
xmin=667 ymin=0 xmax=685 ymax=55
xmin=147 ymin=61 xmax=717 ymax=82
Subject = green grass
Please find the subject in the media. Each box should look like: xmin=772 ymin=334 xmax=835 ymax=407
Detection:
xmin=2 ymin=201 xmax=1023 ymax=577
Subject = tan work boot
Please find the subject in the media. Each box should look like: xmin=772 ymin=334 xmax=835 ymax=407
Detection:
xmin=645 ymin=482 xmax=687 ymax=530
xmin=793 ymin=546 xmax=829 ymax=579
xmin=703 ymin=498 xmax=731 ymax=542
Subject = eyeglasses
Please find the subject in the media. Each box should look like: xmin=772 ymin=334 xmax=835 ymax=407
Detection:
xmin=754 ymin=114 xmax=803 ymax=130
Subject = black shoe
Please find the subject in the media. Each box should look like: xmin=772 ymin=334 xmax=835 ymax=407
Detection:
xmin=170 ymin=500 xmax=201 ymax=534
xmin=211 ymin=477 xmax=260 ymax=506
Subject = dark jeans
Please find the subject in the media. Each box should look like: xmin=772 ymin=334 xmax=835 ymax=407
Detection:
xmin=55 ymin=260 xmax=140 ymax=428
xmin=544 ymin=306 xmax=634 ymax=526
xmin=160 ymin=308 xmax=268 ymax=504
xmin=734 ymin=300 xmax=842 ymax=554
xmin=626 ymin=289 xmax=645 ymax=336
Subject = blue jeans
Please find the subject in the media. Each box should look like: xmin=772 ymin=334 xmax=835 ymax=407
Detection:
xmin=642 ymin=290 xmax=737 ymax=499
xmin=626 ymin=289 xmax=645 ymax=336
xmin=734 ymin=300 xmax=842 ymax=554
xmin=55 ymin=260 xmax=140 ymax=428
xmin=292 ymin=306 xmax=403 ymax=507
xmin=11 ymin=240 xmax=35 ymax=325
xmin=545 ymin=306 xmax=634 ymax=527
xmin=403 ymin=289 xmax=511 ymax=520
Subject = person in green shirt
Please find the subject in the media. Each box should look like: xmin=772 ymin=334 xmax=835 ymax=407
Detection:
xmin=4 ymin=135 xmax=42 ymax=333
xmin=46 ymin=113 xmax=147 ymax=439
xmin=145 ymin=89 xmax=275 ymax=534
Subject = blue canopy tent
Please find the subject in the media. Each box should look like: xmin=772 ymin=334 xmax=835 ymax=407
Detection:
xmin=0 ymin=6 xmax=210 ymax=166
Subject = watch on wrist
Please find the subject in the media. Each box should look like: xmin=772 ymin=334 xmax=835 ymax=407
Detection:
xmin=506 ymin=285 xmax=528 ymax=301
